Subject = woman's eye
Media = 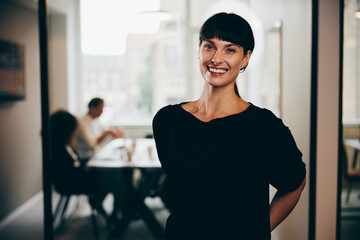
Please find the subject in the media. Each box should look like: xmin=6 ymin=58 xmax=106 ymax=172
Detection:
xmin=226 ymin=48 xmax=236 ymax=53
xmin=204 ymin=44 xmax=214 ymax=50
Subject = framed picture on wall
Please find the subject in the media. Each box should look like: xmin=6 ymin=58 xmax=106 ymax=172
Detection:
xmin=0 ymin=39 xmax=25 ymax=101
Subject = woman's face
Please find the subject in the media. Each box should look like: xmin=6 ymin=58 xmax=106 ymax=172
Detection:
xmin=199 ymin=37 xmax=251 ymax=89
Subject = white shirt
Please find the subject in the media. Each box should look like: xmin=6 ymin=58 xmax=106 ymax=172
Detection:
xmin=76 ymin=113 xmax=110 ymax=159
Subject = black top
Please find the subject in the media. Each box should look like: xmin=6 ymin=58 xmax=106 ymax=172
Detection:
xmin=52 ymin=146 xmax=94 ymax=194
xmin=152 ymin=103 xmax=306 ymax=240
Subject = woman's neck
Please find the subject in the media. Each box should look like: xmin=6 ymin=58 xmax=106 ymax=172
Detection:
xmin=187 ymin=84 xmax=249 ymax=121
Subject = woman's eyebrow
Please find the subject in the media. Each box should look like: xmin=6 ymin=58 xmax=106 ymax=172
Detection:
xmin=203 ymin=40 xmax=214 ymax=44
xmin=225 ymin=43 xmax=241 ymax=48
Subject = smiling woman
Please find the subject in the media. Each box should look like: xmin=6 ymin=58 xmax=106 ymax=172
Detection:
xmin=153 ymin=12 xmax=306 ymax=240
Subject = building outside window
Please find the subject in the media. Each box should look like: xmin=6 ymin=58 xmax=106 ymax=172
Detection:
xmin=79 ymin=0 xmax=280 ymax=127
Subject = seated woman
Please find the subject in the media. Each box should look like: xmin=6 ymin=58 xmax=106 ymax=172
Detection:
xmin=50 ymin=110 xmax=126 ymax=228
xmin=50 ymin=110 xmax=96 ymax=194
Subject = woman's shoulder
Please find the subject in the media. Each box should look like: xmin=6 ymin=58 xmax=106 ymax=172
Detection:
xmin=247 ymin=103 xmax=283 ymax=127
xmin=248 ymin=103 xmax=276 ymax=117
xmin=154 ymin=104 xmax=178 ymax=118
xmin=247 ymin=105 xmax=294 ymax=142
xmin=152 ymin=103 xmax=182 ymax=127
xmin=154 ymin=101 xmax=189 ymax=117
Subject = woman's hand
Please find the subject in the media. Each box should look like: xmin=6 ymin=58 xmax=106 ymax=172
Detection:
xmin=269 ymin=177 xmax=306 ymax=231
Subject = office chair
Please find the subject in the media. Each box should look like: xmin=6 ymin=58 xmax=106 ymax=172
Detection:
xmin=342 ymin=143 xmax=360 ymax=204
xmin=53 ymin=190 xmax=102 ymax=238
xmin=52 ymin=159 xmax=109 ymax=239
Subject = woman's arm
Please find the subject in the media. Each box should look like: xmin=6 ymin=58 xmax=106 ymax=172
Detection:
xmin=269 ymin=176 xmax=306 ymax=231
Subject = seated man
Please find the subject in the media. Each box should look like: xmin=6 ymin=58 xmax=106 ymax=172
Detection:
xmin=76 ymin=97 xmax=124 ymax=159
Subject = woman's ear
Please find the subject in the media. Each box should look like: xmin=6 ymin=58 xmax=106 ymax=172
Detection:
xmin=241 ymin=50 xmax=252 ymax=69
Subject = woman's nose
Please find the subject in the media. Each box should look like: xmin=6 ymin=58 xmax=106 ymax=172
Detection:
xmin=211 ymin=50 xmax=223 ymax=65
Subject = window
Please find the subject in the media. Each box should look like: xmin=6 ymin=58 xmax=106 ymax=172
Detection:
xmin=79 ymin=0 xmax=187 ymax=126
xmin=343 ymin=0 xmax=360 ymax=124
xmin=78 ymin=0 xmax=280 ymax=126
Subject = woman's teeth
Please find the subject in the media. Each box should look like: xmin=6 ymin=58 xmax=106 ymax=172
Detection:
xmin=208 ymin=67 xmax=227 ymax=73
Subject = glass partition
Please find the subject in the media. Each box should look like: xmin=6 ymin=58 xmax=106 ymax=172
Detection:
xmin=46 ymin=0 xmax=311 ymax=239
xmin=341 ymin=0 xmax=360 ymax=239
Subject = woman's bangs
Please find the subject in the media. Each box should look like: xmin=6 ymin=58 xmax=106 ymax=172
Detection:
xmin=201 ymin=22 xmax=245 ymax=47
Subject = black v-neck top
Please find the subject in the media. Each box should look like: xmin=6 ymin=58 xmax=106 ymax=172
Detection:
xmin=152 ymin=103 xmax=306 ymax=240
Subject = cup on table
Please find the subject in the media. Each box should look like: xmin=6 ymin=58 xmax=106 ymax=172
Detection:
xmin=132 ymin=139 xmax=137 ymax=150
xmin=147 ymin=146 xmax=153 ymax=159
xmin=126 ymin=149 xmax=133 ymax=162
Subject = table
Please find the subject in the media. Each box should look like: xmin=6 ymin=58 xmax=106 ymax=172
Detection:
xmin=87 ymin=138 xmax=165 ymax=239
xmin=344 ymin=139 xmax=360 ymax=168
xmin=88 ymin=138 xmax=161 ymax=168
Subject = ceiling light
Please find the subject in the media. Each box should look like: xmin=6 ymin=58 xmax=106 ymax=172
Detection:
xmin=140 ymin=10 xmax=174 ymax=21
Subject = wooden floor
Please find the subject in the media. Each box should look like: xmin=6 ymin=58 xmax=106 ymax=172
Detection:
xmin=0 ymin=188 xmax=360 ymax=240
xmin=53 ymin=194 xmax=169 ymax=240
xmin=341 ymin=186 xmax=360 ymax=240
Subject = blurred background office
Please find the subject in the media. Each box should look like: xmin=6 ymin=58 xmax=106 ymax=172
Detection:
xmin=0 ymin=0 xmax=358 ymax=239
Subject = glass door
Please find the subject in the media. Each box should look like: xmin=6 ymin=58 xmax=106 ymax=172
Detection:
xmin=42 ymin=0 xmax=312 ymax=239
xmin=341 ymin=0 xmax=360 ymax=239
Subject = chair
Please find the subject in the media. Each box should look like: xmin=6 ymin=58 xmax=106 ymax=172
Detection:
xmin=51 ymin=146 xmax=111 ymax=238
xmin=53 ymin=191 xmax=101 ymax=237
xmin=138 ymin=169 xmax=166 ymax=197
xmin=52 ymin=164 xmax=109 ymax=239
xmin=341 ymin=143 xmax=360 ymax=203
xmin=108 ymin=168 xmax=166 ymax=239
xmin=140 ymin=133 xmax=171 ymax=211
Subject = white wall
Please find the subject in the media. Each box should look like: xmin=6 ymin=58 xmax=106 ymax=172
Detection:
xmin=47 ymin=0 xmax=82 ymax=114
xmin=0 ymin=1 xmax=42 ymax=220
xmin=277 ymin=3 xmax=311 ymax=240
xmin=250 ymin=0 xmax=312 ymax=240
xmin=49 ymin=14 xmax=69 ymax=112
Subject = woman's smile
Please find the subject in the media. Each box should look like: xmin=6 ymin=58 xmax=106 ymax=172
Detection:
xmin=207 ymin=66 xmax=229 ymax=74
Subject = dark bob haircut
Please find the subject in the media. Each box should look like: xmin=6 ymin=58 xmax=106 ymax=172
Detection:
xmin=50 ymin=110 xmax=77 ymax=147
xmin=199 ymin=12 xmax=255 ymax=55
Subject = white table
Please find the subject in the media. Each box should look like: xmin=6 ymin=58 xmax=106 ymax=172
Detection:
xmin=88 ymin=138 xmax=161 ymax=168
